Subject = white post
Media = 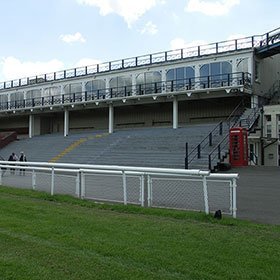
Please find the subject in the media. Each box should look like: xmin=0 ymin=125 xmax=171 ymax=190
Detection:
xmin=76 ymin=171 xmax=81 ymax=198
xmin=203 ymin=176 xmax=209 ymax=215
xmin=60 ymin=85 xmax=64 ymax=103
xmin=122 ymin=171 xmax=127 ymax=205
xmin=194 ymin=65 xmax=200 ymax=89
xmin=51 ymin=167 xmax=55 ymax=196
xmin=64 ymin=108 xmax=69 ymax=137
xmin=147 ymin=175 xmax=152 ymax=207
xmin=140 ymin=174 xmax=145 ymax=207
xmin=173 ymin=96 xmax=178 ymax=129
xmin=81 ymin=81 xmax=86 ymax=101
xmin=109 ymin=103 xmax=114 ymax=134
xmin=0 ymin=169 xmax=2 ymax=185
xmin=161 ymin=69 xmax=167 ymax=94
xmin=232 ymin=178 xmax=237 ymax=218
xmin=32 ymin=170 xmax=36 ymax=190
xmin=81 ymin=171 xmax=85 ymax=199
xmin=29 ymin=114 xmax=34 ymax=138
xmin=105 ymin=78 xmax=110 ymax=98
xmin=132 ymin=74 xmax=137 ymax=96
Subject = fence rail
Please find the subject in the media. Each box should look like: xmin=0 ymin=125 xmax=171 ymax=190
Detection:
xmin=0 ymin=161 xmax=238 ymax=218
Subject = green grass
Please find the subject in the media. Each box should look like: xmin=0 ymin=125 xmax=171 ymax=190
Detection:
xmin=0 ymin=186 xmax=279 ymax=280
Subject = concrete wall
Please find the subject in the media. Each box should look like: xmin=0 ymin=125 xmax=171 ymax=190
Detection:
xmin=0 ymin=115 xmax=28 ymax=134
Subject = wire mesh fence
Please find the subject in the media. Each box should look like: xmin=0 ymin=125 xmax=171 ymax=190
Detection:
xmin=0 ymin=162 xmax=238 ymax=217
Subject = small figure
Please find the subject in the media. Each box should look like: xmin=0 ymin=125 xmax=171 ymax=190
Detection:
xmin=19 ymin=151 xmax=27 ymax=175
xmin=8 ymin=152 xmax=18 ymax=174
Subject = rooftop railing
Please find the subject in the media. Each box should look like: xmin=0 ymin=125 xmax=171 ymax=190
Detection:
xmin=0 ymin=27 xmax=278 ymax=92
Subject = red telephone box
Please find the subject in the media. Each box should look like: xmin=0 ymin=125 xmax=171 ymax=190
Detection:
xmin=229 ymin=127 xmax=248 ymax=167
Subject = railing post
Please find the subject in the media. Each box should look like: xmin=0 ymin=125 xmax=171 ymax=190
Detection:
xmin=81 ymin=171 xmax=85 ymax=199
xmin=140 ymin=174 xmax=145 ymax=207
xmin=219 ymin=122 xmax=223 ymax=135
xmin=209 ymin=133 xmax=212 ymax=146
xmin=208 ymin=154 xmax=212 ymax=171
xmin=76 ymin=171 xmax=81 ymax=198
xmin=122 ymin=171 xmax=127 ymax=205
xmin=218 ymin=144 xmax=221 ymax=160
xmin=0 ymin=169 xmax=2 ymax=186
xmin=203 ymin=176 xmax=209 ymax=215
xmin=232 ymin=178 xmax=237 ymax=218
xmin=185 ymin=142 xmax=188 ymax=169
xmin=197 ymin=144 xmax=201 ymax=159
xmin=51 ymin=167 xmax=55 ymax=196
xmin=147 ymin=175 xmax=152 ymax=207
xmin=32 ymin=170 xmax=36 ymax=190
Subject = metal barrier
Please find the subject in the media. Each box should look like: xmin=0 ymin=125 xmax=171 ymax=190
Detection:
xmin=0 ymin=161 xmax=238 ymax=218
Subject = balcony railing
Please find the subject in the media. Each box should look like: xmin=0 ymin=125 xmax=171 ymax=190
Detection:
xmin=0 ymin=27 xmax=278 ymax=91
xmin=0 ymin=72 xmax=251 ymax=112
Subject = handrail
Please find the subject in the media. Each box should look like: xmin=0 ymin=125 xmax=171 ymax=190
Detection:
xmin=185 ymin=100 xmax=245 ymax=169
xmin=0 ymin=72 xmax=251 ymax=113
xmin=208 ymin=106 xmax=261 ymax=171
xmin=0 ymin=27 xmax=278 ymax=91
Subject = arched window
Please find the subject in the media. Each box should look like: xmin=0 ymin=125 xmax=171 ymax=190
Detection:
xmin=110 ymin=76 xmax=132 ymax=97
xmin=26 ymin=89 xmax=41 ymax=100
xmin=64 ymin=83 xmax=82 ymax=101
xmin=166 ymin=66 xmax=195 ymax=90
xmin=44 ymin=87 xmax=60 ymax=97
xmin=200 ymin=61 xmax=232 ymax=87
xmin=85 ymin=79 xmax=106 ymax=99
xmin=136 ymin=71 xmax=161 ymax=95
xmin=10 ymin=92 xmax=24 ymax=108
xmin=0 ymin=94 xmax=8 ymax=109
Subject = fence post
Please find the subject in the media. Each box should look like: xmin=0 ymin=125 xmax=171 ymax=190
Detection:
xmin=203 ymin=176 xmax=209 ymax=215
xmin=147 ymin=175 xmax=152 ymax=207
xmin=140 ymin=174 xmax=145 ymax=207
xmin=198 ymin=144 xmax=201 ymax=159
xmin=122 ymin=171 xmax=127 ymax=205
xmin=32 ymin=170 xmax=36 ymax=190
xmin=0 ymin=169 xmax=2 ymax=185
xmin=185 ymin=142 xmax=188 ymax=169
xmin=208 ymin=155 xmax=212 ymax=171
xmin=76 ymin=171 xmax=81 ymax=198
xmin=81 ymin=171 xmax=85 ymax=199
xmin=232 ymin=178 xmax=237 ymax=218
xmin=219 ymin=122 xmax=223 ymax=135
xmin=51 ymin=167 xmax=55 ymax=196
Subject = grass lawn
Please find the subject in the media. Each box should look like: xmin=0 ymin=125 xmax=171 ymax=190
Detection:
xmin=0 ymin=186 xmax=279 ymax=280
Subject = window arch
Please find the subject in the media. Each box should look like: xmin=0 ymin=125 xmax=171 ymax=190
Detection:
xmin=166 ymin=66 xmax=195 ymax=90
xmin=136 ymin=71 xmax=161 ymax=95
xmin=85 ymin=79 xmax=106 ymax=99
xmin=110 ymin=75 xmax=132 ymax=97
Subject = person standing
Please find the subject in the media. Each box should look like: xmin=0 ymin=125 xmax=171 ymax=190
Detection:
xmin=19 ymin=151 xmax=27 ymax=175
xmin=8 ymin=152 xmax=18 ymax=174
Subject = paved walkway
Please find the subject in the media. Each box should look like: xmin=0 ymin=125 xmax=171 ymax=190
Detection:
xmin=231 ymin=166 xmax=280 ymax=225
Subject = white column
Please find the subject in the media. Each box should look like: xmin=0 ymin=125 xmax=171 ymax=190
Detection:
xmin=64 ymin=109 xmax=69 ymax=137
xmin=82 ymin=81 xmax=86 ymax=101
xmin=161 ymin=69 xmax=167 ymax=93
xmin=105 ymin=78 xmax=110 ymax=98
xmin=132 ymin=74 xmax=137 ymax=96
xmin=29 ymin=115 xmax=34 ymax=138
xmin=194 ymin=65 xmax=200 ymax=89
xmin=60 ymin=85 xmax=64 ymax=103
xmin=109 ymin=103 xmax=114 ymax=134
xmin=173 ymin=96 xmax=178 ymax=129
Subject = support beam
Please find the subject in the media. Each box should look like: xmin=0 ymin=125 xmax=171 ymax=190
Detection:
xmin=64 ymin=109 xmax=69 ymax=137
xmin=173 ymin=96 xmax=178 ymax=129
xmin=29 ymin=115 xmax=34 ymax=138
xmin=109 ymin=103 xmax=114 ymax=134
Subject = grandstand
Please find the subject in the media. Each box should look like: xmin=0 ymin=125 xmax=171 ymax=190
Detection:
xmin=0 ymin=27 xmax=279 ymax=170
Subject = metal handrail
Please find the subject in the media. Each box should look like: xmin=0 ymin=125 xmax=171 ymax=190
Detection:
xmin=208 ymin=106 xmax=260 ymax=170
xmin=0 ymin=72 xmax=251 ymax=113
xmin=0 ymin=27 xmax=278 ymax=91
xmin=185 ymin=100 xmax=245 ymax=169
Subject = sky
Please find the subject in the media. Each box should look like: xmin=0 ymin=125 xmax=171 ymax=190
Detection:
xmin=0 ymin=0 xmax=279 ymax=82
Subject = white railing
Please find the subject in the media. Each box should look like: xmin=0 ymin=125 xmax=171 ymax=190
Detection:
xmin=0 ymin=161 xmax=238 ymax=218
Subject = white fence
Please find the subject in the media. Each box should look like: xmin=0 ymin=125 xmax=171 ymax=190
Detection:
xmin=0 ymin=161 xmax=238 ymax=218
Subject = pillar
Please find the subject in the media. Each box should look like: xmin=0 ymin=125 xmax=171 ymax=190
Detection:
xmin=64 ymin=109 xmax=69 ymax=137
xmin=82 ymin=81 xmax=86 ymax=101
xmin=173 ymin=96 xmax=178 ymax=129
xmin=29 ymin=114 xmax=34 ymax=138
xmin=194 ymin=65 xmax=200 ymax=89
xmin=161 ymin=69 xmax=167 ymax=94
xmin=105 ymin=78 xmax=110 ymax=98
xmin=109 ymin=103 xmax=114 ymax=134
xmin=132 ymin=74 xmax=137 ymax=96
